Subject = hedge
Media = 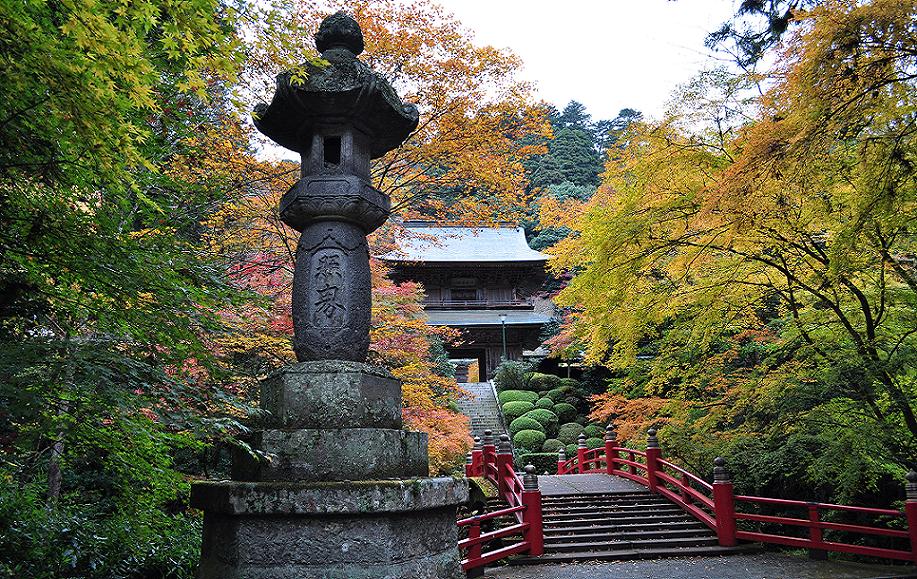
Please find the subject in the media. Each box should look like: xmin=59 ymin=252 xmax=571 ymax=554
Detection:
xmin=545 ymin=387 xmax=569 ymax=402
xmin=529 ymin=373 xmax=561 ymax=391
xmin=522 ymin=408 xmax=558 ymax=437
xmin=509 ymin=416 xmax=544 ymax=437
xmin=557 ymin=422 xmax=584 ymax=444
xmin=559 ymin=378 xmax=580 ymax=389
xmin=513 ymin=429 xmax=546 ymax=452
xmin=585 ymin=437 xmax=604 ymax=449
xmin=535 ymin=397 xmax=554 ymax=410
xmin=516 ymin=452 xmax=557 ymax=475
xmin=565 ymin=443 xmax=578 ymax=458
xmin=542 ymin=438 xmax=564 ymax=453
xmin=502 ymin=401 xmax=534 ymax=421
xmin=498 ymin=390 xmax=538 ymax=404
xmin=583 ymin=424 xmax=604 ymax=438
xmin=553 ymin=402 xmax=578 ymax=423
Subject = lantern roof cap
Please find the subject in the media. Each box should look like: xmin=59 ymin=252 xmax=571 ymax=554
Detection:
xmin=253 ymin=12 xmax=418 ymax=158
xmin=315 ymin=11 xmax=364 ymax=56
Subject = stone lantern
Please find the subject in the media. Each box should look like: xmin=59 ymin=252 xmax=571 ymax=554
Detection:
xmin=190 ymin=12 xmax=468 ymax=579
xmin=254 ymin=11 xmax=418 ymax=363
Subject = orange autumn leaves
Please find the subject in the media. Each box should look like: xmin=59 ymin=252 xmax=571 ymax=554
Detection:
xmin=194 ymin=0 xmax=555 ymax=473
xmin=251 ymin=0 xmax=550 ymax=226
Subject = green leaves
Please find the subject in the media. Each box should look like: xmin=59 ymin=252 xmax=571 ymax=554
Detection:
xmin=553 ymin=0 xmax=917 ymax=507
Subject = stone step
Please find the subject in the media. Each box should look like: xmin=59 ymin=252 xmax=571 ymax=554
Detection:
xmin=545 ymin=535 xmax=720 ymax=553
xmin=542 ymin=500 xmax=673 ymax=512
xmin=541 ymin=491 xmax=660 ymax=501
xmin=543 ymin=508 xmax=687 ymax=522
xmin=544 ymin=520 xmax=708 ymax=536
xmin=545 ymin=527 xmax=715 ymax=544
xmin=544 ymin=514 xmax=692 ymax=529
xmin=511 ymin=544 xmax=755 ymax=565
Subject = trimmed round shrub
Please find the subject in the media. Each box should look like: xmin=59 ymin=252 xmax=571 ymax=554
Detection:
xmin=542 ymin=438 xmax=564 ymax=453
xmin=535 ymin=397 xmax=554 ymax=410
xmin=529 ymin=373 xmax=561 ymax=391
xmin=545 ymin=387 xmax=569 ymax=402
xmin=585 ymin=437 xmax=604 ymax=449
xmin=516 ymin=452 xmax=558 ymax=475
xmin=557 ymin=422 xmax=584 ymax=444
xmin=522 ymin=408 xmax=559 ymax=437
xmin=559 ymin=378 xmax=580 ymax=389
xmin=553 ymin=402 xmax=578 ymax=423
xmin=583 ymin=424 xmax=603 ymax=438
xmin=565 ymin=443 xmax=578 ymax=457
xmin=509 ymin=416 xmax=544 ymax=437
xmin=498 ymin=390 xmax=538 ymax=405
xmin=564 ymin=395 xmax=584 ymax=408
xmin=502 ymin=401 xmax=534 ymax=421
xmin=513 ymin=429 xmax=546 ymax=452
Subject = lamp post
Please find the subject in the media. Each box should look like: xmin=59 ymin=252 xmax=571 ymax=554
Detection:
xmin=499 ymin=313 xmax=507 ymax=361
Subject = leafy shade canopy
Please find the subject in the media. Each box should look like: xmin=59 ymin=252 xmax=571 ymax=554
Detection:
xmin=0 ymin=0 xmax=253 ymax=575
xmin=551 ymin=0 xmax=917 ymax=500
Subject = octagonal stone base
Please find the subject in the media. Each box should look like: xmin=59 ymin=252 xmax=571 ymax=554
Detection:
xmin=191 ymin=478 xmax=468 ymax=579
xmin=231 ymin=428 xmax=428 ymax=482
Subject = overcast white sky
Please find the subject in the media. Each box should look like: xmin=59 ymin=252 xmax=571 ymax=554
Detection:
xmin=258 ymin=1 xmax=741 ymax=159
xmin=436 ymin=0 xmax=739 ymax=122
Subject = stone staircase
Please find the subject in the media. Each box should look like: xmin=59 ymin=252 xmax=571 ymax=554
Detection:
xmin=455 ymin=381 xmax=507 ymax=439
xmin=513 ymin=490 xmax=748 ymax=564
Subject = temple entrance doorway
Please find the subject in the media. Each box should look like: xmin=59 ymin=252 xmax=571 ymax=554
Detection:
xmin=450 ymin=348 xmax=487 ymax=382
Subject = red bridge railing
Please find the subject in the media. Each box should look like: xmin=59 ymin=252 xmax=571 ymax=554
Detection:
xmin=459 ymin=430 xmax=543 ymax=574
xmin=556 ymin=425 xmax=917 ymax=564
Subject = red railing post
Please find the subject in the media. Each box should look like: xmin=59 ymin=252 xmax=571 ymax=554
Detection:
xmin=471 ymin=436 xmax=483 ymax=477
xmin=522 ymin=465 xmax=544 ymax=556
xmin=556 ymin=447 xmax=566 ymax=475
xmin=681 ymin=471 xmax=692 ymax=504
xmin=807 ymin=505 xmax=827 ymax=560
xmin=482 ymin=430 xmax=496 ymax=484
xmin=577 ymin=434 xmax=587 ymax=474
xmin=467 ymin=517 xmax=482 ymax=572
xmin=496 ymin=434 xmax=513 ymax=496
xmin=712 ymin=457 xmax=738 ymax=547
xmin=645 ymin=428 xmax=661 ymax=492
xmin=604 ymin=424 xmax=617 ymax=475
xmin=464 ymin=451 xmax=474 ymax=478
xmin=905 ymin=470 xmax=917 ymax=564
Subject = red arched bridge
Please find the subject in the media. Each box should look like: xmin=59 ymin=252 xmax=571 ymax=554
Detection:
xmin=457 ymin=426 xmax=917 ymax=574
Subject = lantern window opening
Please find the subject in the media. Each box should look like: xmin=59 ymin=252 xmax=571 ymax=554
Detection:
xmin=323 ymin=135 xmax=342 ymax=167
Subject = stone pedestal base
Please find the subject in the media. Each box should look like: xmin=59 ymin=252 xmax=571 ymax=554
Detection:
xmin=192 ymin=361 xmax=468 ymax=577
xmin=191 ymin=478 xmax=468 ymax=579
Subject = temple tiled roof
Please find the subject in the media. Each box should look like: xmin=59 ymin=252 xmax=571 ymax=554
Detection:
xmin=425 ymin=309 xmax=551 ymax=327
xmin=380 ymin=226 xmax=549 ymax=263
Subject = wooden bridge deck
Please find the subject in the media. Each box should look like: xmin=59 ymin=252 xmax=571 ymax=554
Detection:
xmin=537 ymin=473 xmax=647 ymax=496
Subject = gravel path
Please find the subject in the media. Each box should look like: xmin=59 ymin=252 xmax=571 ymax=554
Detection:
xmin=481 ymin=553 xmax=917 ymax=579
